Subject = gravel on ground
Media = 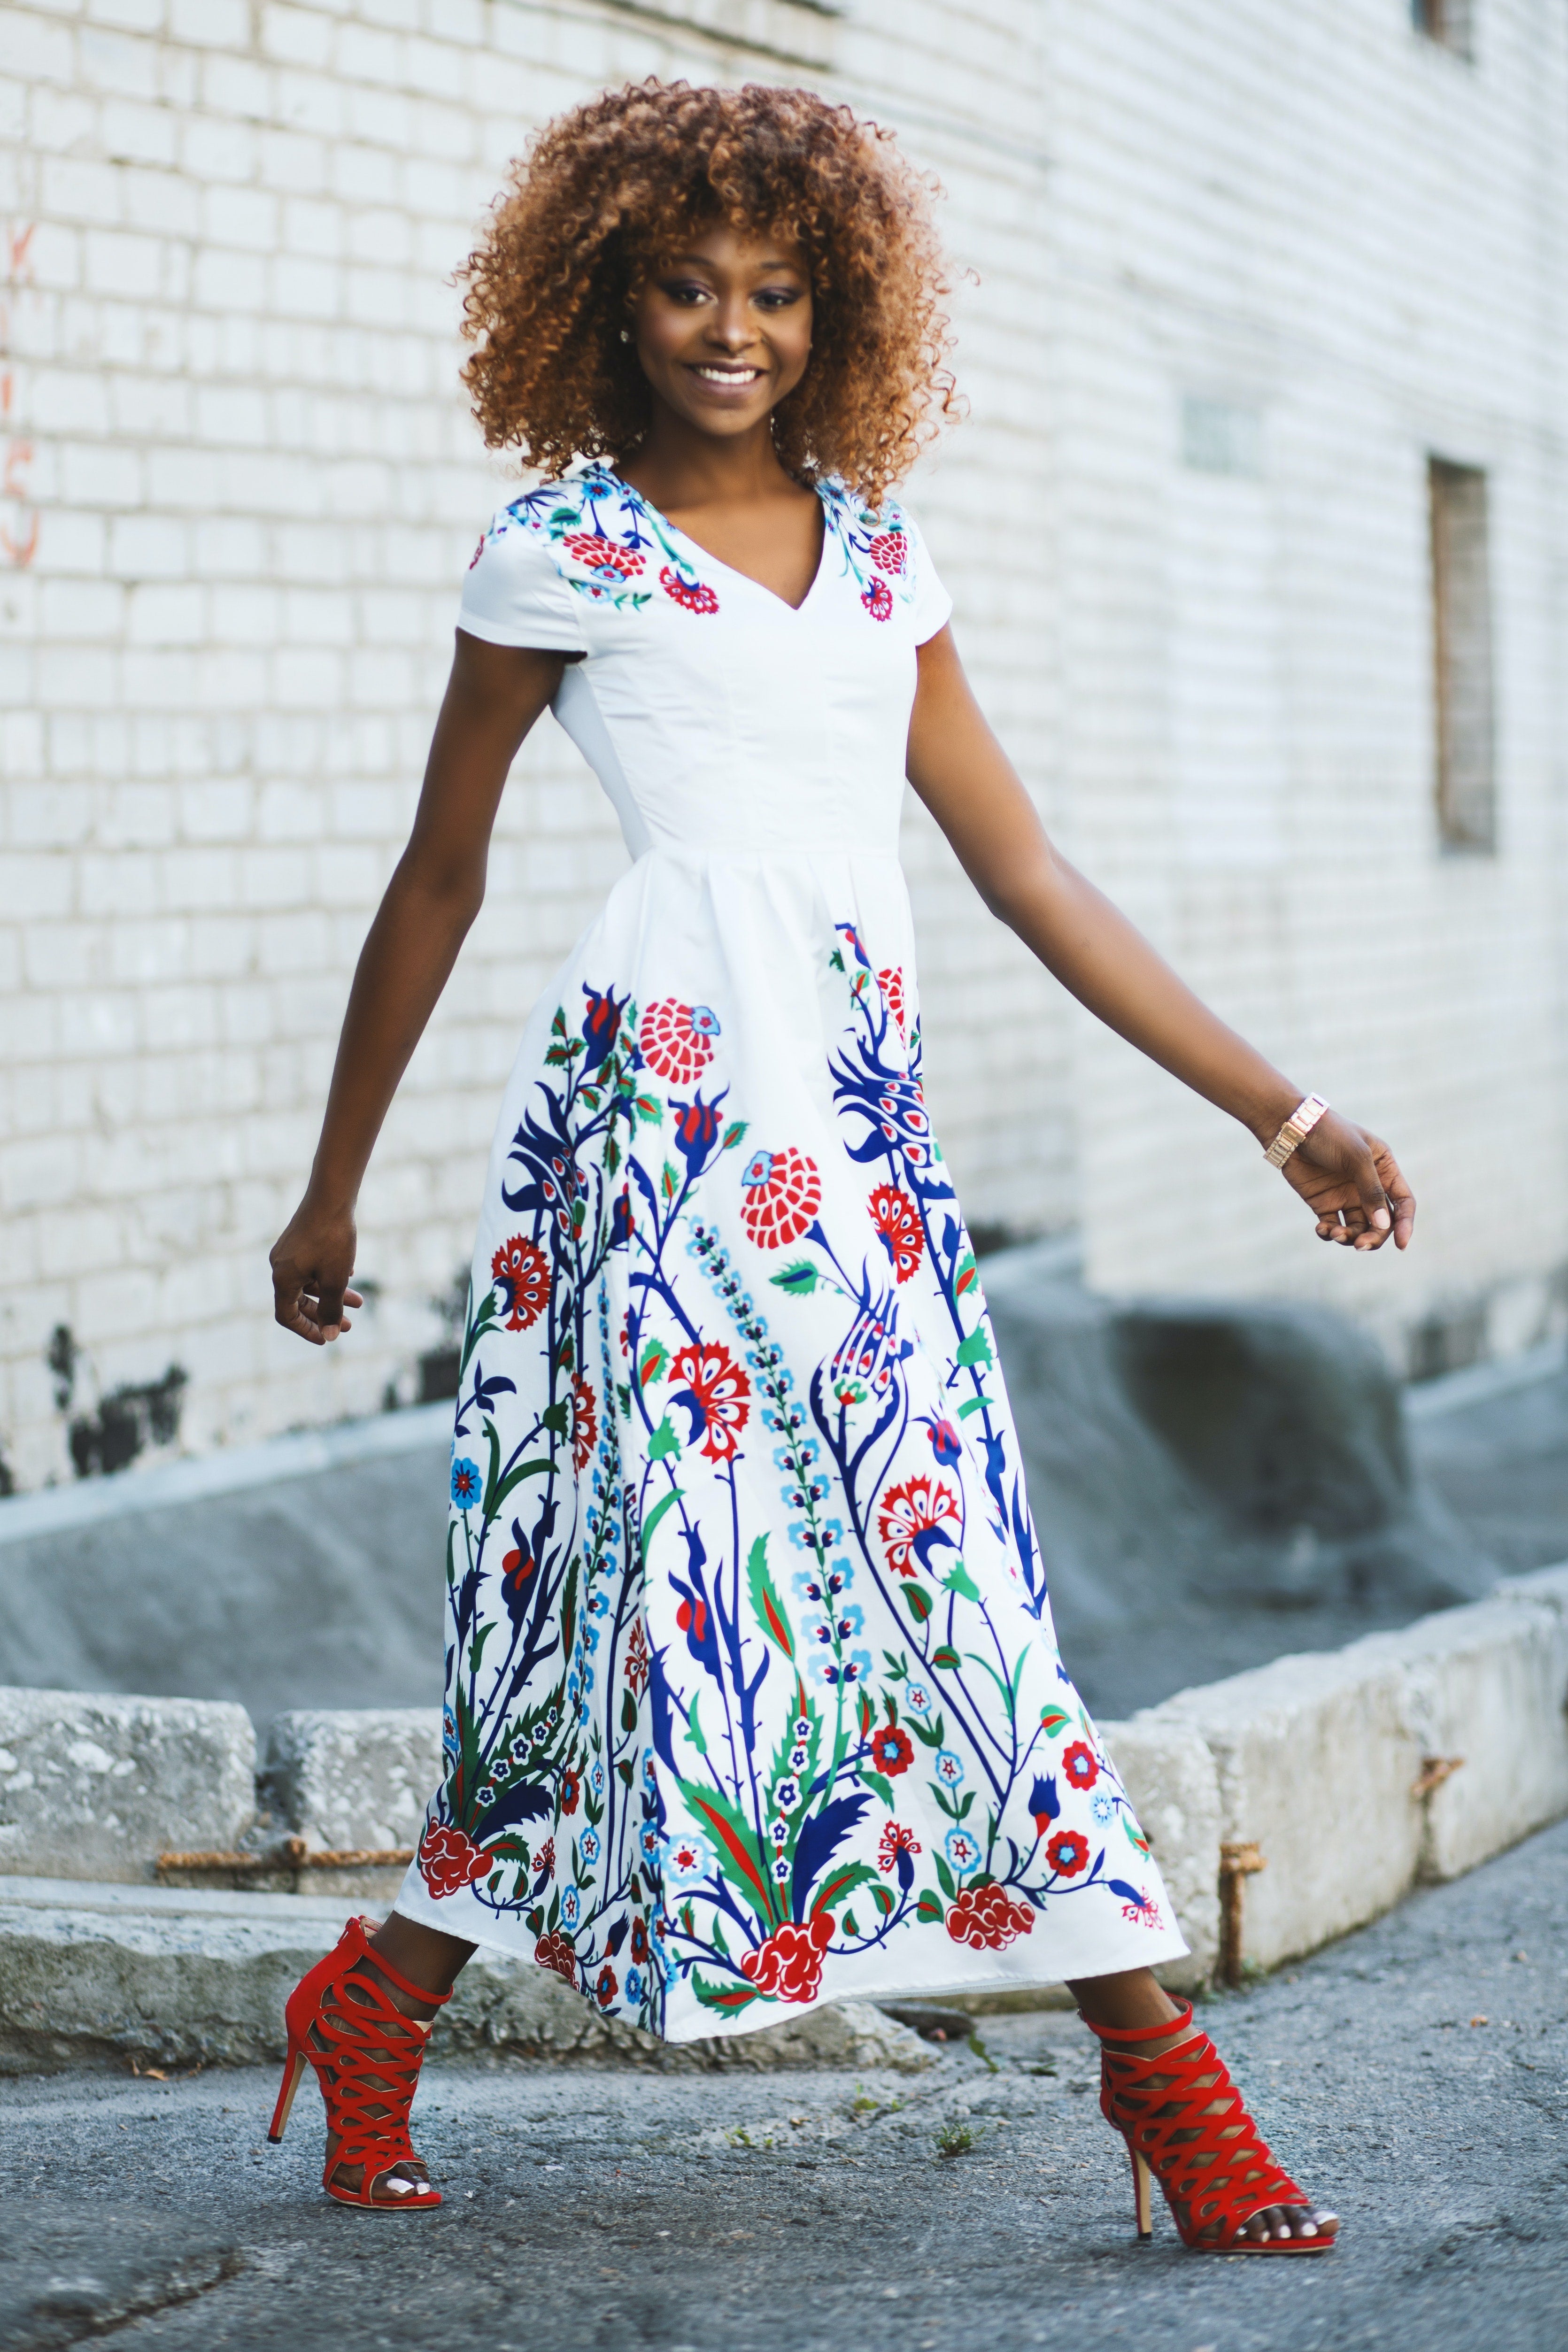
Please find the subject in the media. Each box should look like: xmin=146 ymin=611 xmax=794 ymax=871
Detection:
xmin=2 ymin=1816 xmax=1565 ymax=2352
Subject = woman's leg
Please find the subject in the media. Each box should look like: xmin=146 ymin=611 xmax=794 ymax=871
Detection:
xmin=1067 ymin=1966 xmax=1339 ymax=2245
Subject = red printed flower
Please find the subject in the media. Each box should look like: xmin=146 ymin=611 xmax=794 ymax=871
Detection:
xmin=1062 ymin=1741 xmax=1099 ymax=1792
xmin=624 ymin=1615 xmax=650 ymax=1696
xmin=1046 ymin=1828 xmax=1090 ymax=1878
xmin=876 ymin=1473 xmax=960 ymax=1578
xmin=669 ymin=1339 xmax=751 ymax=1463
xmin=878 ymin=965 xmax=906 ymax=1038
xmin=640 ymin=998 xmax=721 ymax=1084
xmin=571 ymin=1372 xmax=598 ymax=1473
xmin=595 ymin=1963 xmax=618 ymax=2009
xmin=877 ymin=1821 xmax=922 ymax=1872
xmin=417 ymin=1820 xmax=492 ymax=1898
xmin=559 ymin=1768 xmax=580 ymax=1818
xmin=869 ymin=1725 xmax=913 ymax=1776
xmin=535 ymin=1836 xmax=555 ymax=1878
xmin=740 ymin=1146 xmax=822 ymax=1250
xmin=869 ymin=1183 xmax=924 ymax=1283
xmin=468 ymin=536 xmax=486 ymax=570
xmin=492 ymin=1234 xmax=550 ymax=1332
xmin=630 ymin=1913 xmax=650 ymax=1964
xmin=564 ymin=530 xmax=644 ymax=578
xmin=660 ymin=565 xmax=720 ymax=614
xmin=861 ymin=576 xmax=893 ymax=622
xmin=739 ymin=1912 xmax=834 ymax=2004
xmin=945 ymin=1883 xmax=1035 ymax=1950
xmin=534 ymin=1929 xmax=577 ymax=1984
xmin=868 ymin=529 xmax=907 ymax=576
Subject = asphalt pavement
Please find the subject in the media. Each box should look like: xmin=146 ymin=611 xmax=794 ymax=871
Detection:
xmin=2 ymin=1814 xmax=1565 ymax=2352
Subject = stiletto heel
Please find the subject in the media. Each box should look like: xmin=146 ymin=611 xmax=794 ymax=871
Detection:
xmin=1130 ymin=2144 xmax=1153 ymax=2241
xmin=268 ymin=1915 xmax=449 ymax=2212
xmin=1083 ymin=2000 xmax=1336 ymax=2255
xmin=268 ymin=2043 xmax=308 ymax=2143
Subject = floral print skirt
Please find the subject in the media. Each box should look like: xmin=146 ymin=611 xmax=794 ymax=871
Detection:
xmin=393 ymin=849 xmax=1186 ymax=2038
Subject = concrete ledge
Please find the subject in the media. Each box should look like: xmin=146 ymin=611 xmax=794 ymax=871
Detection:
xmin=0 ymin=1689 xmax=255 ymax=1884
xmin=0 ymin=1878 xmax=930 ymax=2077
xmin=263 ymin=1708 xmax=440 ymax=1853
xmin=1095 ymin=1715 xmax=1220 ymax=1989
xmin=1132 ymin=1559 xmax=1568 ymax=1971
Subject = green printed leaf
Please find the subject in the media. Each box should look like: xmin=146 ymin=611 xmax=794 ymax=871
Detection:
xmin=648 ymin=1416 xmax=681 ymax=1462
xmin=639 ymin=1339 xmax=669 ymax=1388
xmin=916 ymin=1889 xmax=944 ymax=1923
xmin=491 ymin=1455 xmax=553 ymax=1515
xmin=617 ymin=1758 xmax=634 ymax=1787
xmin=661 ymin=1159 xmax=680 ymax=1203
xmin=842 ymin=1912 xmax=859 ymax=1940
xmin=691 ymin=1971 xmax=760 ymax=2015
xmin=910 ymin=1712 xmax=945 ymax=1748
xmin=811 ymin=1860 xmax=878 ymax=1919
xmin=621 ymin=1686 xmax=638 ymax=1734
xmin=957 ymin=1395 xmax=992 ymax=1419
xmin=1039 ymin=1707 xmax=1070 ymax=1737
xmin=746 ymin=1535 xmax=794 ymax=1659
xmin=955 ymin=1328 xmax=993 ymax=1368
xmin=934 ymin=1854 xmax=958 ymax=1900
xmin=639 ymin=1486 xmax=685 ymax=1559
xmin=939 ymin=1559 xmax=981 ymax=1605
xmin=769 ymin=1260 xmax=820 ymax=1296
xmin=721 ymin=1121 xmax=749 ymax=1151
xmin=861 ymin=1769 xmax=896 ymax=1811
xmin=932 ymin=1645 xmax=960 ymax=1671
xmin=541 ymin=1398 xmax=571 ymax=1440
xmin=467 ymin=1623 xmax=494 ymax=1679
xmin=1123 ymin=1815 xmax=1151 ymax=1856
xmin=900 ymin=1583 xmax=934 ymax=1624
xmin=872 ymin=1882 xmax=895 ymax=1917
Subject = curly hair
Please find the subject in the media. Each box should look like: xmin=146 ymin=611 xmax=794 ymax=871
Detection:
xmin=458 ymin=80 xmax=958 ymax=510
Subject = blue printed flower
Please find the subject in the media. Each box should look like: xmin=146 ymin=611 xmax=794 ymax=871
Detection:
xmin=579 ymin=1827 xmax=601 ymax=1866
xmin=623 ymin=1965 xmax=644 ymax=2007
xmin=450 ymin=1456 xmax=481 ymax=1510
xmin=772 ymin=1854 xmax=791 ymax=1882
xmin=589 ymin=1759 xmax=606 ymax=1799
xmin=1092 ymin=1792 xmax=1114 ymax=1823
xmin=773 ymin=1777 xmax=801 ymax=1812
xmin=944 ymin=1826 xmax=983 ymax=1874
xmin=794 ymin=1716 xmax=812 ymax=1740
xmin=934 ymin=1748 xmax=965 ymax=1789
xmin=640 ymin=1822 xmax=662 ymax=1863
xmin=903 ymin=1681 xmax=935 ymax=1718
xmin=664 ymin=1828 xmax=714 ymax=1888
xmin=788 ymin=1743 xmax=810 ymax=1773
xmin=837 ymin=1604 xmax=865 ymax=1640
xmin=769 ymin=1817 xmax=789 ymax=1848
xmin=559 ymin=1883 xmax=581 ymax=1931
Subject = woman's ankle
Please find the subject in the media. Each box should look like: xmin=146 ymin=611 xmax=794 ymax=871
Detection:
xmin=365 ymin=1913 xmax=476 ymax=2015
xmin=1068 ymin=1965 xmax=1184 ymax=2036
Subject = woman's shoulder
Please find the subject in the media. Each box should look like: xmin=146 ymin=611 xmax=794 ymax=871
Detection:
xmin=818 ymin=477 xmax=946 ymax=632
xmin=465 ymin=464 xmax=657 ymax=624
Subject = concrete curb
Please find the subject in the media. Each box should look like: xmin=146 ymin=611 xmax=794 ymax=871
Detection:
xmin=2 ymin=1565 xmax=1565 ymax=2059
xmin=0 ymin=1878 xmax=932 ymax=2077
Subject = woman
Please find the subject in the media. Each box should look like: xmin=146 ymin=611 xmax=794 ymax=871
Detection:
xmin=267 ymin=81 xmax=1412 ymax=2244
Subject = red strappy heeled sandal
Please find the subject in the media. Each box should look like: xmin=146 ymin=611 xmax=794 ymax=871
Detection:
xmin=1082 ymin=2001 xmax=1336 ymax=2254
xmin=268 ymin=1915 xmax=448 ymax=2212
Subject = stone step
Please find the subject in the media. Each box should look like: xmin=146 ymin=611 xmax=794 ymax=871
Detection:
xmin=0 ymin=1877 xmax=931 ymax=2078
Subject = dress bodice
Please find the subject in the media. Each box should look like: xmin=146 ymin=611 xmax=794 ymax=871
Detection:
xmin=456 ymin=464 xmax=952 ymax=862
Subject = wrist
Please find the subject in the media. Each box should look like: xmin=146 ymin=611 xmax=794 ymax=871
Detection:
xmin=1239 ymin=1081 xmax=1307 ymax=1153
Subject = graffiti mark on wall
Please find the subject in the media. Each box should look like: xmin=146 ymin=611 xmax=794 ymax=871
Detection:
xmin=2 ymin=219 xmax=38 ymax=569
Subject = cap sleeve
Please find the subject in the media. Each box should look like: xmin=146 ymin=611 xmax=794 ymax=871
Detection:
xmin=897 ymin=504 xmax=954 ymax=645
xmin=457 ymin=506 xmax=590 ymax=654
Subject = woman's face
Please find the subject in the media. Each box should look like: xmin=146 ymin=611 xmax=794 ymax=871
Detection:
xmin=629 ymin=223 xmax=813 ymax=443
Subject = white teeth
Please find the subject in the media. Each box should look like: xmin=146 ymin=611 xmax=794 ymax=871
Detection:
xmin=694 ymin=366 xmax=759 ymax=383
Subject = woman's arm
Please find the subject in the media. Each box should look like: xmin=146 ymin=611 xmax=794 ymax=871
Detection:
xmin=905 ymin=626 xmax=1415 ymax=1250
xmin=269 ymin=632 xmax=568 ymax=1344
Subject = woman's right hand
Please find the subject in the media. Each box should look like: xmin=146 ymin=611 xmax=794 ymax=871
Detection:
xmin=270 ymin=1195 xmax=364 ymax=1345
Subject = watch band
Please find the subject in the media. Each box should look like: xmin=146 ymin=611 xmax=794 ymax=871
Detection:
xmin=1263 ymin=1093 xmax=1329 ymax=1169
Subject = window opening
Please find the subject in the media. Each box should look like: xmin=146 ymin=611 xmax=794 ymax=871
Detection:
xmin=1429 ymin=458 xmax=1496 ymax=853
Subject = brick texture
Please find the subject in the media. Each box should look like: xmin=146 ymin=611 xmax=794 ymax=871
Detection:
xmin=0 ymin=1 xmax=1563 ymax=1491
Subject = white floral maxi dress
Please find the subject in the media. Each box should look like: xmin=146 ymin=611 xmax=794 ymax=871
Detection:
xmin=392 ymin=464 xmax=1187 ymax=2037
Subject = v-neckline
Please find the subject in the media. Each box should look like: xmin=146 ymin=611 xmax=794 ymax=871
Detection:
xmin=602 ymin=468 xmax=833 ymax=616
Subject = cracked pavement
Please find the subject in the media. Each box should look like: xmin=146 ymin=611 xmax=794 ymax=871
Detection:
xmin=2 ymin=1814 xmax=1565 ymax=2352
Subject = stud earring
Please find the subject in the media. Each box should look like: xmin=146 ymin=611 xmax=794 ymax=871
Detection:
xmin=619 ymin=328 xmax=632 ymax=344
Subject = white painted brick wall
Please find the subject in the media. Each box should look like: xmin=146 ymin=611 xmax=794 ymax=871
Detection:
xmin=0 ymin=0 xmax=1564 ymax=1493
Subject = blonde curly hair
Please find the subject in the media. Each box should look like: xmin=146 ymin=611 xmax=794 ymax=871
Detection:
xmin=458 ymin=79 xmax=958 ymax=510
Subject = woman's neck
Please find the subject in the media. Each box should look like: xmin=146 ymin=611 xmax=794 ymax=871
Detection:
xmin=618 ymin=410 xmax=812 ymax=521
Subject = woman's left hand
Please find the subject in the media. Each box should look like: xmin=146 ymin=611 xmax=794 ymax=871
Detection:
xmin=1281 ymin=1111 xmax=1416 ymax=1250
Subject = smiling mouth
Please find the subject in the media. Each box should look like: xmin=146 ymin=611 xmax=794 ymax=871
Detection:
xmin=689 ymin=364 xmax=763 ymax=386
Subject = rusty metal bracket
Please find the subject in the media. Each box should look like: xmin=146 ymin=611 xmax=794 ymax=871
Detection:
xmin=1410 ymin=1755 xmax=1465 ymax=1801
xmin=1218 ymin=1839 xmax=1267 ymax=1987
xmin=156 ymin=1837 xmax=414 ymax=1876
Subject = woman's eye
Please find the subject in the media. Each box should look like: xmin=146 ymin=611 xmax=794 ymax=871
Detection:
xmin=663 ymin=282 xmax=711 ymax=305
xmin=756 ymin=287 xmax=802 ymax=310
